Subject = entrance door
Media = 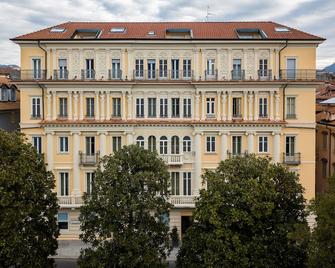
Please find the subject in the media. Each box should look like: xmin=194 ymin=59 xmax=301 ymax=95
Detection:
xmin=286 ymin=58 xmax=296 ymax=79
xmin=181 ymin=216 xmax=192 ymax=238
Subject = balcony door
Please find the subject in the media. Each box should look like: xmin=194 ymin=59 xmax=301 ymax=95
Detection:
xmin=111 ymin=59 xmax=121 ymax=79
xmin=171 ymin=59 xmax=179 ymax=79
xmin=59 ymin=59 xmax=67 ymax=79
xmin=286 ymin=58 xmax=296 ymax=79
xmin=147 ymin=59 xmax=156 ymax=79
xmin=259 ymin=59 xmax=268 ymax=79
xmin=33 ymin=58 xmax=41 ymax=79
xmin=86 ymin=59 xmax=94 ymax=79
xmin=232 ymin=59 xmax=242 ymax=80
xmin=86 ymin=137 xmax=95 ymax=156
xmin=285 ymin=136 xmax=295 ymax=156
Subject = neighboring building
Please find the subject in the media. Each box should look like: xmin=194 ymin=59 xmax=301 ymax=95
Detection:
xmin=12 ymin=21 xmax=324 ymax=239
xmin=316 ymin=83 xmax=335 ymax=193
xmin=0 ymin=75 xmax=19 ymax=131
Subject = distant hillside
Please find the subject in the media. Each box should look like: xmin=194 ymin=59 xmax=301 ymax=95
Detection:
xmin=323 ymin=63 xmax=335 ymax=73
xmin=0 ymin=64 xmax=20 ymax=70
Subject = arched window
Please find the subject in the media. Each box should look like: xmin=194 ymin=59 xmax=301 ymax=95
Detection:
xmin=171 ymin=136 xmax=180 ymax=154
xmin=183 ymin=136 xmax=191 ymax=152
xmin=160 ymin=136 xmax=168 ymax=155
xmin=136 ymin=136 xmax=145 ymax=148
xmin=148 ymin=136 xmax=156 ymax=152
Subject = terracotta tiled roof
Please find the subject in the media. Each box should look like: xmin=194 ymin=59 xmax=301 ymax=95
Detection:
xmin=11 ymin=21 xmax=325 ymax=41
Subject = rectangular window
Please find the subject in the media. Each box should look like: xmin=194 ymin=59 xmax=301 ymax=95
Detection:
xmin=258 ymin=136 xmax=268 ymax=153
xmin=322 ymin=160 xmax=328 ymax=177
xmin=172 ymin=98 xmax=180 ymax=117
xmin=232 ymin=59 xmax=242 ymax=79
xmin=206 ymin=136 xmax=216 ymax=153
xmin=58 ymin=213 xmax=68 ymax=230
xmin=32 ymin=136 xmax=42 ymax=154
xmin=183 ymin=59 xmax=191 ymax=78
xmin=286 ymin=58 xmax=296 ymax=79
xmin=259 ymin=97 xmax=268 ymax=117
xmin=160 ymin=138 xmax=168 ymax=154
xmin=148 ymin=98 xmax=157 ymax=117
xmin=159 ymin=59 xmax=168 ymax=78
xmin=232 ymin=97 xmax=242 ymax=118
xmin=232 ymin=136 xmax=242 ymax=155
xmin=286 ymin=97 xmax=296 ymax=119
xmin=31 ymin=97 xmax=41 ymax=118
xmin=111 ymin=59 xmax=121 ymax=79
xmin=112 ymin=136 xmax=122 ymax=152
xmin=86 ymin=172 xmax=95 ymax=195
xmin=85 ymin=59 xmax=94 ymax=79
xmin=183 ymin=98 xmax=191 ymax=118
xmin=171 ymin=59 xmax=179 ymax=79
xmin=59 ymin=136 xmax=69 ymax=153
xmin=0 ymin=88 xmax=8 ymax=101
xmin=112 ymin=98 xmax=121 ymax=117
xmin=59 ymin=97 xmax=68 ymax=118
xmin=85 ymin=136 xmax=95 ymax=155
xmin=206 ymin=59 xmax=215 ymax=76
xmin=135 ymin=59 xmax=144 ymax=78
xmin=183 ymin=172 xmax=191 ymax=195
xmin=171 ymin=172 xmax=180 ymax=195
xmin=58 ymin=59 xmax=68 ymax=79
xmin=32 ymin=58 xmax=41 ymax=79
xmin=206 ymin=97 xmax=215 ymax=117
xmin=136 ymin=98 xmax=144 ymax=118
xmin=323 ymin=133 xmax=328 ymax=150
xmin=285 ymin=136 xmax=295 ymax=155
xmin=86 ymin=97 xmax=95 ymax=118
xmin=147 ymin=59 xmax=156 ymax=79
xmin=60 ymin=172 xmax=69 ymax=196
xmin=160 ymin=98 xmax=168 ymax=118
xmin=259 ymin=59 xmax=268 ymax=77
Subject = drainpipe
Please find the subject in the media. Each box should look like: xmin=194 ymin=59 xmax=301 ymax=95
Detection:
xmin=278 ymin=40 xmax=288 ymax=79
xmin=37 ymin=40 xmax=48 ymax=121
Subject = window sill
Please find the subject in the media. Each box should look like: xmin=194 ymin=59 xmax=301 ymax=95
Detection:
xmin=31 ymin=117 xmax=41 ymax=120
xmin=58 ymin=152 xmax=69 ymax=155
xmin=205 ymin=152 xmax=217 ymax=155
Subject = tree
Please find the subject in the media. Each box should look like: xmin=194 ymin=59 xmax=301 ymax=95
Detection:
xmin=177 ymin=154 xmax=308 ymax=268
xmin=308 ymin=174 xmax=335 ymax=267
xmin=0 ymin=130 xmax=59 ymax=267
xmin=78 ymin=145 xmax=172 ymax=268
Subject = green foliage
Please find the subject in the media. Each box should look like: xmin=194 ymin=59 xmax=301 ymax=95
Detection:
xmin=308 ymin=175 xmax=335 ymax=267
xmin=0 ymin=130 xmax=59 ymax=267
xmin=177 ymin=154 xmax=308 ymax=268
xmin=78 ymin=145 xmax=172 ymax=268
xmin=170 ymin=226 xmax=179 ymax=247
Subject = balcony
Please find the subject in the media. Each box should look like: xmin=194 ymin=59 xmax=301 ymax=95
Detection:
xmin=108 ymin=69 xmax=122 ymax=80
xmin=258 ymin=69 xmax=272 ymax=80
xmin=57 ymin=195 xmax=83 ymax=208
xmin=81 ymin=69 xmax=95 ymax=80
xmin=231 ymin=69 xmax=246 ymax=80
xmin=283 ymin=153 xmax=301 ymax=165
xmin=79 ymin=151 xmax=100 ymax=166
xmin=53 ymin=69 xmax=69 ymax=80
xmin=133 ymin=70 xmax=193 ymax=81
xmin=11 ymin=70 xmax=47 ymax=80
xmin=279 ymin=69 xmax=316 ymax=80
xmin=160 ymin=154 xmax=183 ymax=165
xmin=204 ymin=69 xmax=218 ymax=80
xmin=170 ymin=195 xmax=196 ymax=208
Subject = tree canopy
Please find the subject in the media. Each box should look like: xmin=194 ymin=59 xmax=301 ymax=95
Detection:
xmin=177 ymin=154 xmax=308 ymax=268
xmin=0 ymin=131 xmax=59 ymax=267
xmin=78 ymin=145 xmax=171 ymax=268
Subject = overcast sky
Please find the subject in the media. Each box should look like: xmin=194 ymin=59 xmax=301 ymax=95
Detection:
xmin=0 ymin=0 xmax=334 ymax=69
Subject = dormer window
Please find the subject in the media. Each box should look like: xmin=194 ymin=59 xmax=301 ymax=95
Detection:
xmin=72 ymin=29 xmax=101 ymax=39
xmin=110 ymin=27 xmax=126 ymax=33
xmin=148 ymin=31 xmax=156 ymax=36
xmin=50 ymin=27 xmax=66 ymax=33
xmin=236 ymin=28 xmax=267 ymax=39
xmin=166 ymin=28 xmax=192 ymax=39
xmin=275 ymin=27 xmax=290 ymax=32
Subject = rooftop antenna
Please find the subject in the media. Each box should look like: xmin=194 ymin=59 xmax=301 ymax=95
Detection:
xmin=206 ymin=4 xmax=215 ymax=22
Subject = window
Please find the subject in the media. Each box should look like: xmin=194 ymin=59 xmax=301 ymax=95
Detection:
xmin=85 ymin=136 xmax=95 ymax=155
xmin=232 ymin=97 xmax=242 ymax=118
xmin=110 ymin=27 xmax=125 ymax=33
xmin=147 ymin=59 xmax=156 ymax=79
xmin=86 ymin=172 xmax=95 ymax=195
xmin=136 ymin=136 xmax=145 ymax=148
xmin=86 ymin=97 xmax=95 ymax=118
xmin=183 ymin=136 xmax=191 ymax=152
xmin=148 ymin=98 xmax=157 ymax=117
xmin=258 ymin=136 xmax=268 ymax=153
xmin=286 ymin=97 xmax=296 ymax=119
xmin=232 ymin=59 xmax=242 ymax=79
xmin=183 ymin=59 xmax=191 ymax=78
xmin=171 ymin=172 xmax=180 ymax=195
xmin=286 ymin=58 xmax=296 ymax=79
xmin=60 ymin=172 xmax=69 ymax=196
xmin=59 ymin=137 xmax=69 ymax=153
xmin=8 ymin=87 xmax=16 ymax=101
xmin=136 ymin=98 xmax=144 ymax=118
xmin=259 ymin=97 xmax=268 ymax=117
xmin=322 ymin=159 xmax=328 ymax=178
xmin=172 ymin=98 xmax=180 ymax=117
xmin=31 ymin=97 xmax=41 ymax=118
xmin=58 ymin=213 xmax=68 ymax=230
xmin=112 ymin=98 xmax=121 ymax=117
xmin=232 ymin=136 xmax=242 ymax=155
xmin=171 ymin=59 xmax=179 ymax=79
xmin=58 ymin=59 xmax=68 ymax=79
xmin=183 ymin=98 xmax=191 ymax=118
xmin=0 ymin=87 xmax=8 ymax=101
xmin=323 ymin=132 xmax=328 ymax=150
xmin=206 ymin=59 xmax=215 ymax=76
xmin=50 ymin=27 xmax=66 ymax=33
xmin=160 ymin=98 xmax=168 ymax=118
xmin=159 ymin=59 xmax=168 ymax=78
xmin=112 ymin=136 xmax=122 ymax=152
xmin=32 ymin=136 xmax=42 ymax=154
xmin=111 ymin=59 xmax=121 ymax=79
xmin=206 ymin=97 xmax=215 ymax=116
xmin=85 ymin=59 xmax=94 ymax=79
xmin=259 ymin=59 xmax=268 ymax=78
xmin=206 ymin=136 xmax=216 ymax=153
xmin=171 ymin=136 xmax=180 ymax=154
xmin=135 ymin=59 xmax=144 ymax=78
xmin=148 ymin=136 xmax=156 ymax=152
xmin=32 ymin=58 xmax=41 ymax=79
xmin=160 ymin=136 xmax=168 ymax=154
xmin=285 ymin=136 xmax=295 ymax=155
xmin=183 ymin=172 xmax=191 ymax=195
xmin=59 ymin=97 xmax=68 ymax=118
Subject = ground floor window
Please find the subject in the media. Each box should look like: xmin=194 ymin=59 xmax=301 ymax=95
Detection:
xmin=58 ymin=212 xmax=69 ymax=230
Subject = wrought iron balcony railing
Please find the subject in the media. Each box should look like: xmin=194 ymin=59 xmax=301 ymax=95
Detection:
xmin=258 ymin=69 xmax=273 ymax=80
xmin=231 ymin=69 xmax=246 ymax=80
xmin=108 ymin=69 xmax=122 ymax=80
xmin=11 ymin=70 xmax=47 ymax=80
xmin=204 ymin=69 xmax=218 ymax=80
xmin=283 ymin=153 xmax=301 ymax=165
xmin=79 ymin=151 xmax=100 ymax=166
xmin=133 ymin=69 xmax=193 ymax=80
xmin=279 ymin=69 xmax=316 ymax=80
xmin=53 ymin=69 xmax=69 ymax=80
xmin=81 ymin=69 xmax=95 ymax=80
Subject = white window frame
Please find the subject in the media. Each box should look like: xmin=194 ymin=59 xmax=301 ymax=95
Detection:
xmin=207 ymin=59 xmax=215 ymax=76
xmin=59 ymin=171 xmax=69 ymax=196
xmin=258 ymin=136 xmax=269 ymax=153
xmin=286 ymin=96 xmax=296 ymax=119
xmin=206 ymin=97 xmax=215 ymax=117
xmin=259 ymin=96 xmax=268 ymax=118
xmin=135 ymin=59 xmax=144 ymax=78
xmin=59 ymin=136 xmax=69 ymax=153
xmin=171 ymin=172 xmax=180 ymax=195
xmin=183 ymin=172 xmax=192 ymax=195
xmin=148 ymin=97 xmax=157 ymax=117
xmin=206 ymin=136 xmax=216 ymax=153
xmin=136 ymin=98 xmax=144 ymax=118
xmin=160 ymin=98 xmax=168 ymax=118
xmin=32 ymin=136 xmax=42 ymax=154
xmin=59 ymin=97 xmax=68 ymax=118
xmin=31 ymin=96 xmax=42 ymax=119
xmin=183 ymin=136 xmax=191 ymax=152
xmin=86 ymin=172 xmax=95 ymax=195
xmin=171 ymin=97 xmax=180 ymax=117
xmin=112 ymin=97 xmax=121 ymax=117
xmin=232 ymin=135 xmax=242 ymax=155
xmin=86 ymin=97 xmax=95 ymax=118
xmin=136 ymin=136 xmax=145 ymax=148
xmin=160 ymin=136 xmax=168 ymax=155
xmin=112 ymin=136 xmax=122 ymax=152
xmin=85 ymin=136 xmax=95 ymax=155
xmin=183 ymin=98 xmax=191 ymax=118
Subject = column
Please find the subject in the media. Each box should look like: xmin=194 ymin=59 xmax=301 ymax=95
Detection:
xmin=195 ymin=93 xmax=200 ymax=120
xmin=273 ymin=132 xmax=281 ymax=163
xmin=52 ymin=48 xmax=56 ymax=75
xmin=46 ymin=92 xmax=51 ymax=120
xmin=95 ymin=91 xmax=100 ymax=120
xmin=52 ymin=91 xmax=56 ymax=120
xmin=220 ymin=132 xmax=228 ymax=160
xmin=247 ymin=132 xmax=255 ymax=153
xmin=227 ymin=49 xmax=232 ymax=80
xmin=275 ymin=92 xmax=280 ymax=121
xmin=243 ymin=91 xmax=248 ymax=121
xmin=73 ymin=92 xmax=78 ymax=120
xmin=243 ymin=49 xmax=247 ymax=77
xmin=194 ymin=49 xmax=199 ymax=81
xmin=99 ymin=131 xmax=107 ymax=156
xmin=194 ymin=132 xmax=202 ymax=195
xmin=46 ymin=131 xmax=54 ymax=171
xmin=127 ymin=93 xmax=132 ymax=119
xmin=254 ymin=49 xmax=259 ymax=79
xmin=100 ymin=92 xmax=105 ymax=121
xmin=47 ymin=49 xmax=51 ymax=78
xmin=248 ymin=92 xmax=253 ymax=121
xmin=79 ymin=91 xmax=84 ymax=120
xmin=269 ymin=49 xmax=274 ymax=79
xmin=121 ymin=49 xmax=126 ymax=80
xmin=201 ymin=91 xmax=206 ymax=120
xmin=254 ymin=91 xmax=259 ymax=121
xmin=275 ymin=49 xmax=279 ymax=79
xmin=221 ymin=92 xmax=227 ymax=120
xmin=126 ymin=132 xmax=133 ymax=145
xmin=68 ymin=91 xmax=73 ymax=120
xmin=122 ymin=91 xmax=126 ymax=120
xmin=72 ymin=131 xmax=80 ymax=195
xmin=106 ymin=91 xmax=111 ymax=120
xmin=269 ymin=91 xmax=274 ymax=120
xmin=227 ymin=91 xmax=232 ymax=121
xmin=216 ymin=91 xmax=221 ymax=120
xmin=127 ymin=49 xmax=133 ymax=79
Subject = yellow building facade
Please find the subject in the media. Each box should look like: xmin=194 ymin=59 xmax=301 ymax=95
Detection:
xmin=12 ymin=22 xmax=324 ymax=238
